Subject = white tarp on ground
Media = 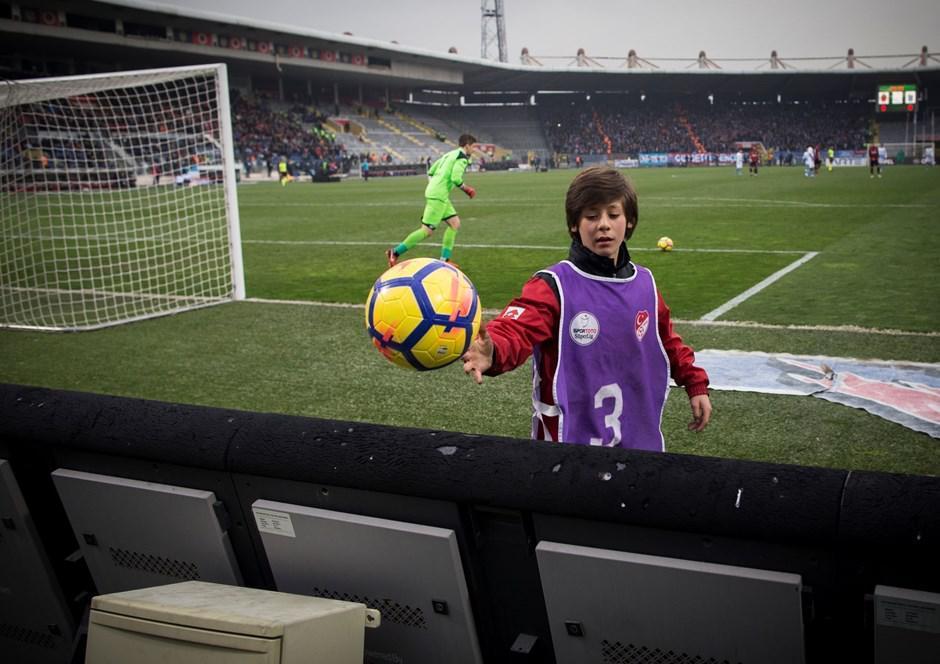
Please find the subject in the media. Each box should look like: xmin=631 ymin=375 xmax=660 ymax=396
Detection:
xmin=691 ymin=349 xmax=940 ymax=438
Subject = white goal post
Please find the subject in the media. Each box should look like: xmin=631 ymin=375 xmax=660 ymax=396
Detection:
xmin=0 ymin=63 xmax=245 ymax=331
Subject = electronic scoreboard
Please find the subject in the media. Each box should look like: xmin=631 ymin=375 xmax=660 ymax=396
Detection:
xmin=876 ymin=84 xmax=917 ymax=112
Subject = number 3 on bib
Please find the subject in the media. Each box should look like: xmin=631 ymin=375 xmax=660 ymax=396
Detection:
xmin=590 ymin=383 xmax=623 ymax=447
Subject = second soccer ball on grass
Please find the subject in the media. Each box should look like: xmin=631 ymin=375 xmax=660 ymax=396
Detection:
xmin=657 ymin=236 xmax=675 ymax=252
xmin=366 ymin=258 xmax=482 ymax=371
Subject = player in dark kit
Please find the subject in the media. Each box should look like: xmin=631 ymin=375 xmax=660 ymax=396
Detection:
xmin=869 ymin=144 xmax=882 ymax=178
xmin=748 ymin=147 xmax=759 ymax=176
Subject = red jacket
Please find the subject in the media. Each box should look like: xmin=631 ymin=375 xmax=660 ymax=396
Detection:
xmin=485 ymin=243 xmax=709 ymax=440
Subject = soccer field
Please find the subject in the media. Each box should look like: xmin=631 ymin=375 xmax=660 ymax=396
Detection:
xmin=2 ymin=166 xmax=939 ymax=474
xmin=242 ymin=166 xmax=940 ymax=330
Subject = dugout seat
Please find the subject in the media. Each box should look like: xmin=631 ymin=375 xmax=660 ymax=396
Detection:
xmin=51 ymin=468 xmax=243 ymax=595
xmin=535 ymin=539 xmax=806 ymax=663
xmin=252 ymin=498 xmax=484 ymax=664
xmin=0 ymin=459 xmax=75 ymax=664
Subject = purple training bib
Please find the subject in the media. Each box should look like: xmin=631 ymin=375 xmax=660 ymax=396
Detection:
xmin=533 ymin=260 xmax=670 ymax=451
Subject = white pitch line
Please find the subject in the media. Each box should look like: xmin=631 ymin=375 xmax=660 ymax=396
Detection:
xmin=238 ymin=197 xmax=933 ymax=210
xmin=243 ymin=239 xmax=806 ymax=254
xmin=248 ymin=297 xmax=505 ymax=317
xmin=247 ymin=297 xmax=364 ymax=309
xmin=0 ymin=284 xmax=221 ymax=304
xmin=644 ymin=196 xmax=933 ymax=209
xmin=242 ymin=297 xmax=939 ymax=337
xmin=700 ymin=251 xmax=819 ymax=321
xmin=675 ymin=319 xmax=940 ymax=337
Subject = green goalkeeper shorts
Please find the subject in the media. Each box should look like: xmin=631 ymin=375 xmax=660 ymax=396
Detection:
xmin=421 ymin=197 xmax=457 ymax=228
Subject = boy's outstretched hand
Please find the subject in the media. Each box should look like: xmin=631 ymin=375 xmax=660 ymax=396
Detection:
xmin=461 ymin=184 xmax=477 ymax=199
xmin=688 ymin=394 xmax=712 ymax=432
xmin=462 ymin=325 xmax=493 ymax=384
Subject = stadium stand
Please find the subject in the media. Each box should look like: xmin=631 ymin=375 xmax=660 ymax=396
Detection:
xmin=4 ymin=58 xmax=929 ymax=173
xmin=539 ymin=97 xmax=872 ymax=158
xmin=877 ymin=119 xmax=913 ymax=145
xmin=231 ymin=93 xmax=349 ymax=178
xmin=413 ymin=104 xmax=552 ymax=161
xmin=335 ymin=104 xmax=424 ymax=164
xmin=543 ymin=100 xmax=692 ymax=156
xmin=400 ymin=106 xmax=466 ymax=148
xmin=8 ymin=86 xmax=211 ymax=191
xmin=390 ymin=108 xmax=457 ymax=155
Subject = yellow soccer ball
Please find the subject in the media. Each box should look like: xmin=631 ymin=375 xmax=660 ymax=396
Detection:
xmin=366 ymin=258 xmax=482 ymax=370
xmin=657 ymin=236 xmax=674 ymax=252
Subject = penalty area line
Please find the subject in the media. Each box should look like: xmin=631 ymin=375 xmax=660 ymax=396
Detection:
xmin=700 ymin=252 xmax=819 ymax=321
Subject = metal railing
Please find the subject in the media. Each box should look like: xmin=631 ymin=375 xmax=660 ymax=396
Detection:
xmin=519 ymin=47 xmax=940 ymax=71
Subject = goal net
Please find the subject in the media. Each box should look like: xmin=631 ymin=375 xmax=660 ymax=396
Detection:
xmin=879 ymin=142 xmax=935 ymax=165
xmin=0 ymin=64 xmax=245 ymax=331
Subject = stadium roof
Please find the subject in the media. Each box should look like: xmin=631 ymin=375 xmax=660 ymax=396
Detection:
xmin=3 ymin=0 xmax=938 ymax=102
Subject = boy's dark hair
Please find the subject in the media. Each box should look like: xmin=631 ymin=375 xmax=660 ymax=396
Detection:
xmin=458 ymin=134 xmax=477 ymax=147
xmin=565 ymin=166 xmax=639 ymax=241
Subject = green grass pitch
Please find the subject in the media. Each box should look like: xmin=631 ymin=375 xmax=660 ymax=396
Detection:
xmin=2 ymin=165 xmax=939 ymax=475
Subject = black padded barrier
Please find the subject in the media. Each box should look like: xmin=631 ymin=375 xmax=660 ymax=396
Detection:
xmin=0 ymin=384 xmax=268 ymax=593
xmin=1 ymin=383 xmax=938 ymax=664
xmin=225 ymin=405 xmax=849 ymax=542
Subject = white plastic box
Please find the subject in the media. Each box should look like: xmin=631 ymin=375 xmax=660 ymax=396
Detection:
xmin=85 ymin=581 xmax=380 ymax=664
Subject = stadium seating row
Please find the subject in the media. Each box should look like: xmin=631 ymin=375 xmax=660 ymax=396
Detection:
xmin=1 ymin=383 xmax=938 ymax=663
xmin=232 ymin=94 xmax=349 ymax=177
xmin=15 ymin=89 xmax=875 ymax=181
xmin=539 ymin=99 xmax=872 ymax=156
xmin=227 ymin=93 xmax=876 ymax=172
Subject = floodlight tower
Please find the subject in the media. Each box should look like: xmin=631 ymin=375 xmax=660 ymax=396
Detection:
xmin=481 ymin=0 xmax=507 ymax=62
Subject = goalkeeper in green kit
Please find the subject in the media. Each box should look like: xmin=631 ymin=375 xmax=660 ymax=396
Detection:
xmin=386 ymin=134 xmax=477 ymax=267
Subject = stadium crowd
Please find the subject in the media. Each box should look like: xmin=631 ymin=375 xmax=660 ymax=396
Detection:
xmin=230 ymin=92 xmax=350 ymax=178
xmin=7 ymin=84 xmax=879 ymax=187
xmin=541 ymin=99 xmax=871 ymax=157
xmin=7 ymin=83 xmax=224 ymax=189
xmin=683 ymin=102 xmax=870 ymax=153
xmin=225 ymin=93 xmax=873 ymax=173
xmin=543 ymin=104 xmax=695 ymax=155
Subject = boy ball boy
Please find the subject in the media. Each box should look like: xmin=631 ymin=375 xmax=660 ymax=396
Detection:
xmin=462 ymin=167 xmax=711 ymax=450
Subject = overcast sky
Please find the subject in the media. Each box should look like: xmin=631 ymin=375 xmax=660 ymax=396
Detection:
xmin=135 ymin=0 xmax=937 ymax=65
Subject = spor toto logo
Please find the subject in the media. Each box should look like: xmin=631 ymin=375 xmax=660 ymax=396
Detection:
xmin=570 ymin=311 xmax=600 ymax=346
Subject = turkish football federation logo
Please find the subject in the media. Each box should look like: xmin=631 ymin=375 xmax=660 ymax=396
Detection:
xmin=502 ymin=306 xmax=526 ymax=320
xmin=635 ymin=310 xmax=650 ymax=341
xmin=570 ymin=311 xmax=600 ymax=346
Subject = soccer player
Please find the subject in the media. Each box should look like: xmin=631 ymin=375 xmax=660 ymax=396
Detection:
xmin=869 ymin=144 xmax=882 ymax=178
xmin=826 ymin=146 xmax=835 ymax=172
xmin=461 ymin=166 xmax=711 ymax=451
xmin=386 ymin=134 xmax=477 ymax=266
xmin=748 ymin=146 xmax=759 ymax=176
xmin=734 ymin=149 xmax=744 ymax=175
xmin=278 ymin=157 xmax=289 ymax=186
xmin=802 ymin=146 xmax=815 ymax=177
